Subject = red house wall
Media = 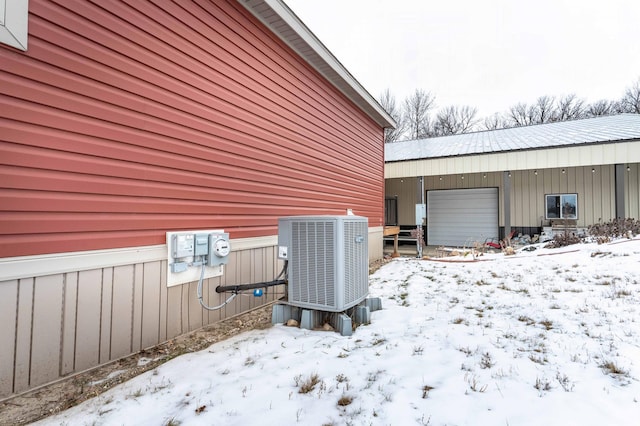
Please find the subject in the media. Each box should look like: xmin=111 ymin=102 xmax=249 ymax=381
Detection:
xmin=0 ymin=0 xmax=385 ymax=258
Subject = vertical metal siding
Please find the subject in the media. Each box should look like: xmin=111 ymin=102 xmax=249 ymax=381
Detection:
xmin=0 ymin=0 xmax=385 ymax=258
xmin=30 ymin=275 xmax=64 ymax=388
xmin=99 ymin=268 xmax=113 ymax=364
xmin=14 ymin=278 xmax=34 ymax=393
xmin=0 ymin=281 xmax=18 ymax=396
xmin=60 ymin=272 xmax=78 ymax=376
xmin=141 ymin=262 xmax=162 ymax=349
xmin=388 ymin=165 xmax=624 ymax=231
xmin=110 ymin=265 xmax=135 ymax=360
xmin=75 ymin=269 xmax=102 ymax=372
xmin=627 ymin=164 xmax=640 ymax=218
xmin=510 ymin=166 xmax=616 ymax=227
xmin=0 ymin=245 xmax=283 ymax=399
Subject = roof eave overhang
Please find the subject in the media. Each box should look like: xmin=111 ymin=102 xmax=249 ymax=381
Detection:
xmin=239 ymin=0 xmax=396 ymax=129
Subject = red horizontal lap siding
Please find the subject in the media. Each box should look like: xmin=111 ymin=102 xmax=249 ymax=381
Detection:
xmin=0 ymin=0 xmax=384 ymax=257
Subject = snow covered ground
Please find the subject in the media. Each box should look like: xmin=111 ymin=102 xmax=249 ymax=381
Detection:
xmin=37 ymin=239 xmax=640 ymax=426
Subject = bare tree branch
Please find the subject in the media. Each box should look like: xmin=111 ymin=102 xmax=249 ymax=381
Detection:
xmin=535 ymin=96 xmax=557 ymax=123
xmin=621 ymin=78 xmax=640 ymax=114
xmin=403 ymin=89 xmax=436 ymax=139
xmin=507 ymin=102 xmax=537 ymax=127
xmin=556 ymin=94 xmax=586 ymax=121
xmin=586 ymin=99 xmax=619 ymax=117
xmin=391 ymin=76 xmax=640 ymax=138
xmin=506 ymin=95 xmax=586 ymax=126
xmin=433 ymin=105 xmax=479 ymax=135
xmin=482 ymin=113 xmax=508 ymax=130
xmin=379 ymin=89 xmax=405 ymax=143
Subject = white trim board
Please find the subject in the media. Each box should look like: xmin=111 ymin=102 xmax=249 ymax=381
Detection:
xmin=0 ymin=228 xmax=383 ymax=282
xmin=0 ymin=235 xmax=279 ymax=282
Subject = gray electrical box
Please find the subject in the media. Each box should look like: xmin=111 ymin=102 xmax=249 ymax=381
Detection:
xmin=172 ymin=234 xmax=194 ymax=258
xmin=166 ymin=229 xmax=231 ymax=287
xmin=194 ymin=233 xmax=210 ymax=256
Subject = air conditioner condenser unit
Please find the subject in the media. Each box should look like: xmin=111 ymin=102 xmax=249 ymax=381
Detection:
xmin=277 ymin=215 xmax=369 ymax=312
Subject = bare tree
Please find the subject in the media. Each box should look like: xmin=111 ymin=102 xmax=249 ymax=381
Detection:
xmin=620 ymin=78 xmax=640 ymax=114
xmin=556 ymin=94 xmax=586 ymax=121
xmin=482 ymin=113 xmax=508 ymax=130
xmin=403 ymin=89 xmax=436 ymax=139
xmin=586 ymin=99 xmax=620 ymax=117
xmin=433 ymin=105 xmax=479 ymax=135
xmin=535 ymin=95 xmax=557 ymax=123
xmin=390 ymin=77 xmax=640 ymax=138
xmin=506 ymin=95 xmax=585 ymax=126
xmin=507 ymin=102 xmax=537 ymax=127
xmin=379 ymin=89 xmax=405 ymax=143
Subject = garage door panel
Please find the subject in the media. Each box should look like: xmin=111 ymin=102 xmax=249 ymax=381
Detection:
xmin=427 ymin=188 xmax=498 ymax=246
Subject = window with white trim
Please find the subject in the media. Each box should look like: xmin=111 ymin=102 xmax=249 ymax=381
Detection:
xmin=0 ymin=0 xmax=29 ymax=51
xmin=545 ymin=194 xmax=577 ymax=220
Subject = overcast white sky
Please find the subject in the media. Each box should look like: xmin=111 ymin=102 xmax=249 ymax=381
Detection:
xmin=284 ymin=0 xmax=640 ymax=118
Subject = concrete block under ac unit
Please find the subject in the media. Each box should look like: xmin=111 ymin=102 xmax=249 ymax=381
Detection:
xmin=365 ymin=297 xmax=383 ymax=312
xmin=300 ymin=309 xmax=323 ymax=330
xmin=354 ymin=305 xmax=371 ymax=324
xmin=271 ymin=304 xmax=301 ymax=325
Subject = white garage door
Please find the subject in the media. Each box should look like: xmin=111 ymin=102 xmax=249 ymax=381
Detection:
xmin=427 ymin=188 xmax=498 ymax=247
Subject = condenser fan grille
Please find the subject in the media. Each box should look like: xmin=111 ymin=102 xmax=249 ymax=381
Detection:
xmin=290 ymin=221 xmax=336 ymax=307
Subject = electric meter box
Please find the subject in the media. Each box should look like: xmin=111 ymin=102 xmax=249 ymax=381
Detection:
xmin=166 ymin=229 xmax=231 ymax=287
xmin=207 ymin=232 xmax=231 ymax=266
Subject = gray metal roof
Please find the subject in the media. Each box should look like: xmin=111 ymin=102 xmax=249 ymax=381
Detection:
xmin=385 ymin=114 xmax=640 ymax=162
